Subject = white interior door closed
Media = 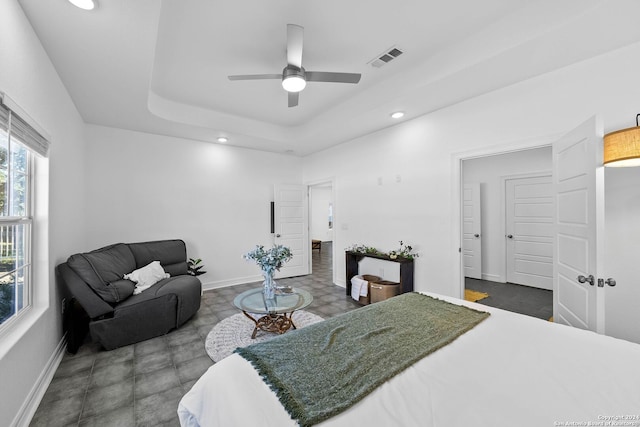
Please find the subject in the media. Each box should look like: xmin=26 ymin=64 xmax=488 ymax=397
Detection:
xmin=274 ymin=184 xmax=310 ymax=278
xmin=463 ymin=183 xmax=482 ymax=279
xmin=553 ymin=116 xmax=604 ymax=332
xmin=505 ymin=175 xmax=553 ymax=290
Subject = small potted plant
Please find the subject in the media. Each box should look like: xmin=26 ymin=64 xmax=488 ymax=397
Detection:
xmin=188 ymin=258 xmax=207 ymax=276
xmin=394 ymin=241 xmax=419 ymax=259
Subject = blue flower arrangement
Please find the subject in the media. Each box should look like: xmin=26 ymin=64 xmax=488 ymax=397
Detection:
xmin=243 ymin=244 xmax=293 ymax=275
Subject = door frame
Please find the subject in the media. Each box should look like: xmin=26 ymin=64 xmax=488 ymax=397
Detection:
xmin=500 ymin=171 xmax=552 ymax=286
xmin=306 ymin=177 xmax=336 ymax=284
xmin=452 ymin=134 xmax=561 ymax=299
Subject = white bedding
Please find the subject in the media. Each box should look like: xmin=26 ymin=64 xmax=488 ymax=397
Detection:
xmin=178 ymin=293 xmax=640 ymax=427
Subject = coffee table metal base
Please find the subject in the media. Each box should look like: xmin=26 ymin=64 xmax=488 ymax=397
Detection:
xmin=241 ymin=311 xmax=298 ymax=339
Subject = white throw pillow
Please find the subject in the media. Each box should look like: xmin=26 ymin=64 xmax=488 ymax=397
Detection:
xmin=124 ymin=261 xmax=170 ymax=295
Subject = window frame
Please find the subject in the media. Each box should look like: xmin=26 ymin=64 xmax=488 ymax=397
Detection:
xmin=0 ymin=109 xmax=35 ymax=332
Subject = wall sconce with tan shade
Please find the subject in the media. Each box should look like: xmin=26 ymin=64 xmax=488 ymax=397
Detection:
xmin=604 ymin=114 xmax=640 ymax=167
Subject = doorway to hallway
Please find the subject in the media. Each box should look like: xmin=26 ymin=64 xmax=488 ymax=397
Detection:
xmin=462 ymin=147 xmax=553 ymax=319
xmin=308 ymin=181 xmax=334 ymax=283
xmin=312 ymin=241 xmax=332 ymax=281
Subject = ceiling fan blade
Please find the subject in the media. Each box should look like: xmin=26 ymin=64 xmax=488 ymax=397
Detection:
xmin=287 ymin=24 xmax=304 ymax=69
xmin=228 ymin=74 xmax=281 ymax=81
xmin=288 ymin=92 xmax=299 ymax=108
xmin=306 ymin=71 xmax=361 ymax=84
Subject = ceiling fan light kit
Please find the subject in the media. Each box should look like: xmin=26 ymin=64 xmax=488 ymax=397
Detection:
xmin=228 ymin=24 xmax=361 ymax=107
xmin=282 ymin=67 xmax=306 ymax=92
xmin=68 ymin=0 xmax=96 ymax=10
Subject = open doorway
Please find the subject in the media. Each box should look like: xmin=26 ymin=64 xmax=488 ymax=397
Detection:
xmin=308 ymin=181 xmax=334 ymax=283
xmin=462 ymin=147 xmax=553 ymax=320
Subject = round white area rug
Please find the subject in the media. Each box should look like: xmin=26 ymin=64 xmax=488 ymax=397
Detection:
xmin=205 ymin=310 xmax=323 ymax=362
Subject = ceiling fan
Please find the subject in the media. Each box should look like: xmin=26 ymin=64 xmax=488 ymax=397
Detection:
xmin=228 ymin=24 xmax=362 ymax=107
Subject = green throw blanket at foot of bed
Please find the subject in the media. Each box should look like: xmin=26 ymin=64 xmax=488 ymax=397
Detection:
xmin=235 ymin=292 xmax=490 ymax=427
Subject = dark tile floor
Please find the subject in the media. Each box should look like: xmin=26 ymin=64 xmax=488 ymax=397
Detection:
xmin=465 ymin=277 xmax=553 ymax=320
xmin=31 ymin=242 xmax=360 ymax=427
xmin=31 ymin=244 xmax=554 ymax=426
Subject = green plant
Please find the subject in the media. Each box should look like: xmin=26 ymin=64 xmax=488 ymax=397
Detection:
xmin=393 ymin=241 xmax=419 ymax=259
xmin=0 ymin=283 xmax=14 ymax=324
xmin=187 ymin=258 xmax=207 ymax=276
xmin=346 ymin=244 xmax=383 ymax=255
xmin=348 ymin=241 xmax=419 ymax=259
xmin=243 ymin=245 xmax=293 ymax=275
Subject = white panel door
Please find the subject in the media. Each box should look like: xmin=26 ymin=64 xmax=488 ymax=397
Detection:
xmin=274 ymin=184 xmax=310 ymax=278
xmin=463 ymin=183 xmax=482 ymax=279
xmin=505 ymin=175 xmax=553 ymax=290
xmin=553 ymin=116 xmax=604 ymax=332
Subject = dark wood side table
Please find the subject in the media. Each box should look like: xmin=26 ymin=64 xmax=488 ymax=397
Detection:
xmin=345 ymin=251 xmax=415 ymax=297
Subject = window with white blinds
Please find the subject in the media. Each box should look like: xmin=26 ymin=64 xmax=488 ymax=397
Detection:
xmin=0 ymin=98 xmax=48 ymax=328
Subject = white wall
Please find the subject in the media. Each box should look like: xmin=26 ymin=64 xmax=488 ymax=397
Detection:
xmin=309 ymin=185 xmax=333 ymax=242
xmin=84 ymin=125 xmax=303 ymax=289
xmin=0 ymin=1 xmax=87 ymax=425
xmin=463 ymin=147 xmax=552 ymax=282
xmin=303 ymin=40 xmax=640 ymax=343
xmin=604 ymin=167 xmax=640 ymax=344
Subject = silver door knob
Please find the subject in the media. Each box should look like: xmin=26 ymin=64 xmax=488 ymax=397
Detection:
xmin=605 ymin=278 xmax=616 ymax=287
xmin=577 ymin=274 xmax=595 ymax=286
xmin=276 ymin=234 xmax=281 ymax=237
xmin=474 ymin=234 xmax=480 ymax=238
xmin=506 ymin=234 xmax=513 ymax=239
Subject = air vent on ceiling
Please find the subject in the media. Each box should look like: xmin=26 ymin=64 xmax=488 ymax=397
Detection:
xmin=368 ymin=46 xmax=404 ymax=68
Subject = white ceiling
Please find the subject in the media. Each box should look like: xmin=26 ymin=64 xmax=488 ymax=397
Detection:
xmin=17 ymin=0 xmax=640 ymax=156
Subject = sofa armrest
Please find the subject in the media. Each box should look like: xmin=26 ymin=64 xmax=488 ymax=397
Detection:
xmin=57 ymin=263 xmax=114 ymax=319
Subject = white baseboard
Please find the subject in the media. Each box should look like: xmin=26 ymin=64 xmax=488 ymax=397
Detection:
xmin=11 ymin=335 xmax=67 ymax=427
xmin=481 ymin=273 xmax=503 ymax=283
xmin=200 ymin=275 xmax=263 ymax=291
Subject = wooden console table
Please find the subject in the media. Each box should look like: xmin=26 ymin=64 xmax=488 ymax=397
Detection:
xmin=345 ymin=251 xmax=414 ymax=296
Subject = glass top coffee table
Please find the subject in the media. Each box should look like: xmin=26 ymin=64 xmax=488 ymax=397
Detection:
xmin=233 ymin=287 xmax=313 ymax=339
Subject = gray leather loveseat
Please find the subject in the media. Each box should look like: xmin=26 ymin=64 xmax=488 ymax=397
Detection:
xmin=57 ymin=239 xmax=201 ymax=351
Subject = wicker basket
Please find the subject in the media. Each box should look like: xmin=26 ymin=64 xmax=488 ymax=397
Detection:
xmin=370 ymin=280 xmax=401 ymax=303
xmin=355 ymin=275 xmax=381 ymax=305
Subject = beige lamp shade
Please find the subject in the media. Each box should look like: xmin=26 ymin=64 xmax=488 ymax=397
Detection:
xmin=603 ymin=126 xmax=640 ymax=167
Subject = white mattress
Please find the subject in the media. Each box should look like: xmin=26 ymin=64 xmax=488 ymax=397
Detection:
xmin=178 ymin=293 xmax=640 ymax=427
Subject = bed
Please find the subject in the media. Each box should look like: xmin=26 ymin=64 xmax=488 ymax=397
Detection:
xmin=178 ymin=292 xmax=640 ymax=427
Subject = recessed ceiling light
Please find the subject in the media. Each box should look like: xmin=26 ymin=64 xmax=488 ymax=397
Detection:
xmin=68 ymin=0 xmax=96 ymax=10
xmin=217 ymin=137 xmax=228 ymax=143
xmin=390 ymin=111 xmax=405 ymax=119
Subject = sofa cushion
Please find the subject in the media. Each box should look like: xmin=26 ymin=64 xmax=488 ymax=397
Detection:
xmin=67 ymin=243 xmax=137 ymax=303
xmin=93 ymin=292 xmax=178 ymax=350
xmin=107 ymin=279 xmax=136 ymax=301
xmin=116 ymin=275 xmax=202 ymax=326
xmin=128 ymin=239 xmax=189 ymax=276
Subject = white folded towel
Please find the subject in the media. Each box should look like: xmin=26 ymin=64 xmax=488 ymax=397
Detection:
xmin=350 ymin=275 xmax=369 ymax=301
